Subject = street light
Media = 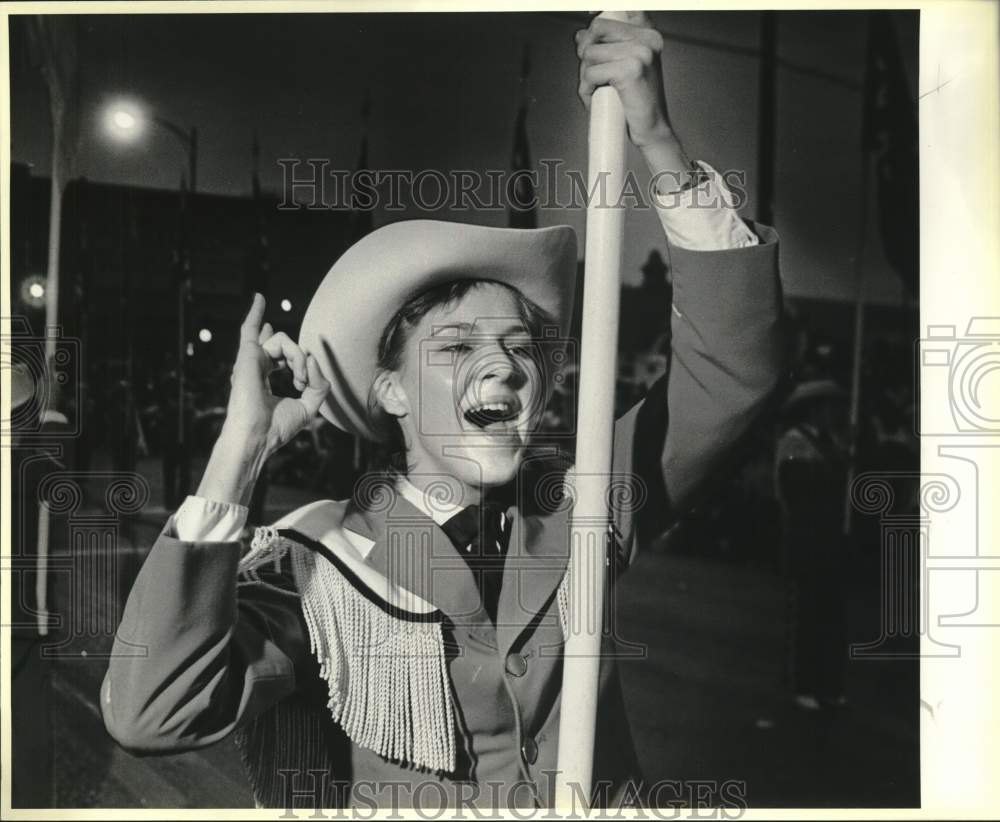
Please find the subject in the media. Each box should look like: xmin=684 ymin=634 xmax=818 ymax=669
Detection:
xmin=105 ymin=101 xmax=198 ymax=192
xmin=104 ymin=99 xmax=200 ymax=502
xmin=111 ymin=109 xmax=138 ymax=132
xmin=20 ymin=274 xmax=47 ymax=309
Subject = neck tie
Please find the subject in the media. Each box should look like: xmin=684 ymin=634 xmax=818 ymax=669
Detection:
xmin=439 ymin=503 xmax=509 ymax=625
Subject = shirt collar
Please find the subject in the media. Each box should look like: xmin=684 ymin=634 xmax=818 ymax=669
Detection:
xmin=394 ymin=476 xmax=463 ymax=527
xmin=394 ymin=476 xmax=509 ymax=532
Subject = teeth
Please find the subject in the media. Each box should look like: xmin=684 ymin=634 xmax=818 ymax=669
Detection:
xmin=463 ymin=398 xmax=520 ymax=428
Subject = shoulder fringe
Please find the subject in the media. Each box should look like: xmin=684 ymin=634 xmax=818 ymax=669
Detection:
xmin=237 ymin=525 xmax=297 ymax=597
xmin=239 ymin=527 xmax=457 ymax=775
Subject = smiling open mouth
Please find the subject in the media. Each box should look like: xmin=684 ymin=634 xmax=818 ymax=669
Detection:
xmin=463 ymin=399 xmax=521 ymax=429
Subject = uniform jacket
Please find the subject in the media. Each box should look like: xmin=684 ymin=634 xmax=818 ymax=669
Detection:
xmin=101 ymin=226 xmax=784 ymax=810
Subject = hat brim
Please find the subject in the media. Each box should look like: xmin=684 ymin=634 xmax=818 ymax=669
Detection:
xmin=299 ymin=220 xmax=578 ymax=440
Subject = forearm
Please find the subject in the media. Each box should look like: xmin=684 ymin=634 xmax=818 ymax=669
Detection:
xmin=637 ymin=126 xmax=695 ymax=192
xmin=196 ymin=423 xmax=269 ymax=508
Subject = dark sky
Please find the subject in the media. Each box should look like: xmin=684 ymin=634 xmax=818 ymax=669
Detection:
xmin=9 ymin=10 xmax=918 ymax=300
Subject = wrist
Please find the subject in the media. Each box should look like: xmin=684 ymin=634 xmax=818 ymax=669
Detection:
xmin=219 ymin=419 xmax=271 ymax=459
xmin=638 ymin=128 xmax=692 ymax=180
xmin=631 ymin=119 xmax=675 ymax=151
xmin=197 ymin=426 xmax=270 ymax=507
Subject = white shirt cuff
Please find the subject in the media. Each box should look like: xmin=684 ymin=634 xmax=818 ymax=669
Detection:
xmin=173 ymin=494 xmax=249 ymax=543
xmin=652 ymin=161 xmax=760 ymax=251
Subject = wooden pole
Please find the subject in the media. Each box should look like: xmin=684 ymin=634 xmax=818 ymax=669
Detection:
xmin=555 ymin=9 xmax=630 ymax=808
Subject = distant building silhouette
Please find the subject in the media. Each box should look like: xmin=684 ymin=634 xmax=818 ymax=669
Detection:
xmin=11 ymin=162 xmax=355 ymax=455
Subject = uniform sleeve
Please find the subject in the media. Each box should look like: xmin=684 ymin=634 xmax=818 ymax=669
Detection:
xmin=611 ymin=223 xmax=785 ymax=564
xmin=100 ymin=519 xmax=309 ymax=755
xmin=652 ymin=161 xmax=759 ymax=251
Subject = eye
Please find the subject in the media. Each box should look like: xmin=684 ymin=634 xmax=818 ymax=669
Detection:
xmin=440 ymin=341 xmax=473 ymax=354
xmin=504 ymin=340 xmax=535 ymax=358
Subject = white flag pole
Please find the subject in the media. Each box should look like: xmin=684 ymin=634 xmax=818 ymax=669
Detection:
xmin=555 ymin=9 xmax=630 ymax=808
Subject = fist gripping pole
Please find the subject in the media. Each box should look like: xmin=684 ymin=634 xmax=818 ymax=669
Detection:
xmin=555 ymin=9 xmax=633 ymax=809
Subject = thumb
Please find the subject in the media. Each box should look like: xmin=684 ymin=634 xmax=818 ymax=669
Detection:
xmin=298 ymin=353 xmax=331 ymax=417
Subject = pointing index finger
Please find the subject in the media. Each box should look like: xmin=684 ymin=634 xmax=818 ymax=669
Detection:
xmin=240 ymin=293 xmax=266 ymax=343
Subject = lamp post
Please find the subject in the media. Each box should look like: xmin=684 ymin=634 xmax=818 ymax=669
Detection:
xmin=106 ymin=102 xmax=198 ymax=501
xmin=151 ymin=115 xmax=198 ymax=195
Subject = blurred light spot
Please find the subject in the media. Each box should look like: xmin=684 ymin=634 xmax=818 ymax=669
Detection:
xmin=112 ymin=109 xmax=137 ymax=131
xmin=103 ymin=100 xmax=146 ymax=143
xmin=20 ymin=274 xmax=47 ymax=308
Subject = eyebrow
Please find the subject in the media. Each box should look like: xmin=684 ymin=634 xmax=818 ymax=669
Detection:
xmin=429 ymin=323 xmax=530 ymax=338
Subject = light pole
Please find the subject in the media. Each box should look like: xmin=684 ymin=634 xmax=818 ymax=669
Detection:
xmin=150 ymin=115 xmax=198 ymax=195
xmin=106 ymin=102 xmax=199 ymax=501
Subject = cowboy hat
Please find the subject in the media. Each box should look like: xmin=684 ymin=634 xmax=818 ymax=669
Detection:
xmin=300 ymin=219 xmax=578 ymax=440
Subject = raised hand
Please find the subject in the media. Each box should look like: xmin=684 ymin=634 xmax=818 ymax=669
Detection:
xmin=226 ymin=293 xmax=330 ymax=455
xmin=576 ymin=12 xmax=692 ymax=184
xmin=195 ymin=293 xmax=330 ymax=507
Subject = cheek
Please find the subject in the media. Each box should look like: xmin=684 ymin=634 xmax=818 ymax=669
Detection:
xmin=521 ymin=361 xmax=548 ymax=414
xmin=400 ymin=360 xmax=461 ymax=426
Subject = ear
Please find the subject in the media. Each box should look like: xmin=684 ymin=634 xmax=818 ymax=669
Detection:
xmin=373 ymin=370 xmax=410 ymax=418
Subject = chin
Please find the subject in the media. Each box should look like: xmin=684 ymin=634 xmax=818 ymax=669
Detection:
xmin=478 ymin=459 xmax=521 ymax=488
xmin=449 ymin=442 xmax=524 ymax=489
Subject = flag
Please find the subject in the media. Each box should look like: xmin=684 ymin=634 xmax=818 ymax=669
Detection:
xmin=862 ymin=12 xmax=918 ymax=295
xmin=509 ymin=44 xmax=537 ymax=229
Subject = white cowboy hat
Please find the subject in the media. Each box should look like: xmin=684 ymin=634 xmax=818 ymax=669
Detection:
xmin=300 ymin=219 xmax=578 ymax=440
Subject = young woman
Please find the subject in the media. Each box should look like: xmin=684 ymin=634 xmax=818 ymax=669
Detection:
xmin=102 ymin=15 xmax=784 ymax=810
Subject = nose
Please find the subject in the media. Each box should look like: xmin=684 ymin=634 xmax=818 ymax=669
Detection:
xmin=476 ymin=343 xmax=527 ymax=389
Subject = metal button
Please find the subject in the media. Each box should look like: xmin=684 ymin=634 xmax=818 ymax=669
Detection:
xmin=521 ymin=736 xmax=538 ymax=765
xmin=505 ymin=652 xmax=528 ymax=677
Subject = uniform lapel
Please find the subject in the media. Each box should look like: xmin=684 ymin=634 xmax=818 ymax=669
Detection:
xmin=496 ymin=501 xmax=571 ymax=656
xmin=344 ymin=488 xmax=491 ymax=626
xmin=341 ymin=472 xmax=573 ymax=652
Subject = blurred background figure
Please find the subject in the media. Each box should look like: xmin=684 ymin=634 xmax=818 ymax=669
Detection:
xmin=775 ymin=379 xmax=851 ymax=711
